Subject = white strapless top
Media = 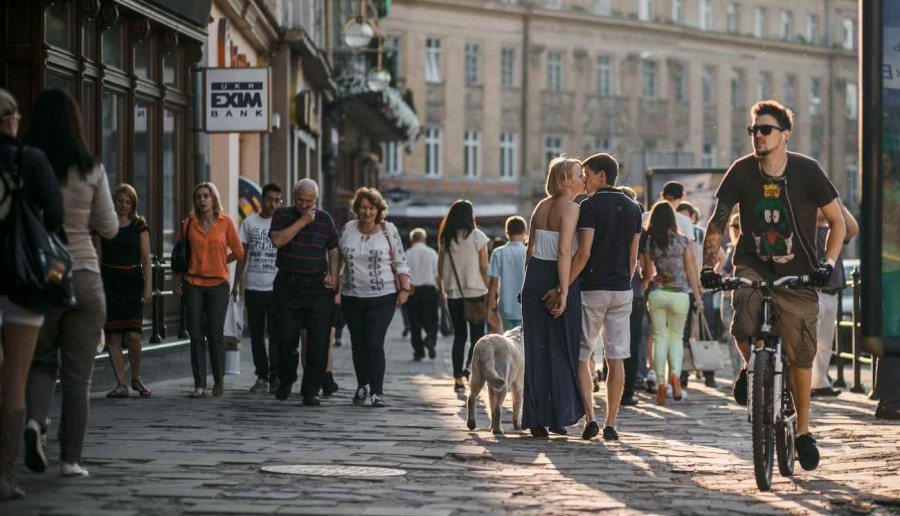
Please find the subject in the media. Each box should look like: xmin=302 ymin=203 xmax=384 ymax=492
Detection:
xmin=532 ymin=229 xmax=577 ymax=261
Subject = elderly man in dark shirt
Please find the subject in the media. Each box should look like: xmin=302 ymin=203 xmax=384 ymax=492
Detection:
xmin=269 ymin=178 xmax=339 ymax=406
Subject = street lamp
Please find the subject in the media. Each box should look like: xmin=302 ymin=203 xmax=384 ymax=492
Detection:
xmin=342 ymin=1 xmax=375 ymax=49
xmin=367 ymin=37 xmax=391 ymax=92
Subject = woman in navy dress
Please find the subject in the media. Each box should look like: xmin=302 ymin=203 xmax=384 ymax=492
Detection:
xmin=521 ymin=157 xmax=586 ymax=437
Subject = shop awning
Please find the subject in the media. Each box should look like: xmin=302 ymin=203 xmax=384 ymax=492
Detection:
xmin=334 ymin=73 xmax=420 ymax=143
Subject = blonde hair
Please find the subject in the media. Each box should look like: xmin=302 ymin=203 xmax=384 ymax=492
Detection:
xmin=545 ymin=157 xmax=581 ymax=197
xmin=114 ymin=183 xmax=144 ymax=223
xmin=350 ymin=187 xmax=389 ymax=223
xmin=192 ymin=182 xmax=225 ymax=215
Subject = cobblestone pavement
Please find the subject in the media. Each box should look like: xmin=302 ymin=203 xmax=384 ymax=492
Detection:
xmin=7 ymin=312 xmax=900 ymax=516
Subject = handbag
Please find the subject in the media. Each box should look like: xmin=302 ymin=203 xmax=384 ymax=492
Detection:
xmin=439 ymin=301 xmax=454 ymax=336
xmin=223 ymin=295 xmax=245 ymax=351
xmin=170 ymin=217 xmax=192 ymax=274
xmin=0 ymin=145 xmax=75 ymax=311
xmin=687 ymin=313 xmax=725 ymax=372
xmin=380 ymin=222 xmax=412 ymax=296
xmin=445 ymin=241 xmax=486 ymax=324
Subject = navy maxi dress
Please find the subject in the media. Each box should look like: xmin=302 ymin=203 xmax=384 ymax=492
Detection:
xmin=521 ymin=256 xmax=585 ymax=430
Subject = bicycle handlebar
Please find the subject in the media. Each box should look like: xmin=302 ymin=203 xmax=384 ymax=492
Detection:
xmin=712 ymin=275 xmax=813 ymax=292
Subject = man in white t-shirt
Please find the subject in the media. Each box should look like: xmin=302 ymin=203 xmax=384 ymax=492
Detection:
xmin=234 ymin=183 xmax=282 ymax=394
xmin=641 ymin=181 xmax=696 ymax=243
xmin=405 ymin=228 xmax=440 ymax=360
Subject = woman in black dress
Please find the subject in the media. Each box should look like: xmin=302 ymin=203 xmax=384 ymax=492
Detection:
xmin=100 ymin=184 xmax=152 ymax=397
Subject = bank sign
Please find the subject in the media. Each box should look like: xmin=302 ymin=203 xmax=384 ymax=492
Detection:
xmin=204 ymin=67 xmax=271 ymax=133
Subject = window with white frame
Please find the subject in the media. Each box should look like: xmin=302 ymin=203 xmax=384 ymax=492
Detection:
xmin=547 ymin=51 xmax=562 ymax=92
xmin=642 ymin=61 xmax=658 ymax=99
xmin=424 ymin=127 xmax=442 ymax=176
xmin=702 ymin=143 xmax=716 ymax=167
xmin=674 ymin=64 xmax=687 ymax=103
xmin=842 ymin=18 xmax=856 ymax=51
xmin=757 ymin=73 xmax=770 ymax=100
xmin=545 ymin=135 xmax=562 ymax=166
xmin=806 ymin=15 xmax=818 ymax=44
xmin=754 ymin=8 xmax=766 ymax=38
xmin=425 ymin=38 xmax=442 ymax=83
xmin=597 ymin=56 xmax=612 ymax=97
xmin=780 ymin=11 xmax=793 ymax=41
xmin=387 ymin=36 xmax=402 ymax=81
xmin=846 ymin=82 xmax=858 ymax=120
xmin=639 ymin=0 xmax=653 ymax=21
xmin=726 ymin=3 xmax=739 ymax=33
xmin=672 ymin=0 xmax=683 ymax=24
xmin=702 ymin=66 xmax=715 ymax=106
xmin=501 ymin=47 xmax=516 ymax=89
xmin=699 ymin=0 xmax=712 ymax=30
xmin=810 ymin=78 xmax=822 ymax=115
xmin=464 ymin=131 xmax=481 ymax=178
xmin=731 ymin=70 xmax=743 ymax=108
xmin=544 ymin=0 xmax=563 ymax=9
xmin=784 ymin=76 xmax=796 ymax=108
xmin=593 ymin=135 xmax=611 ymax=152
xmin=465 ymin=43 xmax=481 ymax=86
xmin=500 ymin=132 xmax=517 ymax=179
xmin=384 ymin=142 xmax=402 ymax=175
xmin=594 ymin=0 xmax=611 ymax=16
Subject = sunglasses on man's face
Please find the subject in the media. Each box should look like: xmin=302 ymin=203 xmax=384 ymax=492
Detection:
xmin=747 ymin=124 xmax=784 ymax=136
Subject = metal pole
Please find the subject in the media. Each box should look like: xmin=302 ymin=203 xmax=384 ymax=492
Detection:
xmin=870 ymin=357 xmax=880 ymax=400
xmin=149 ymin=255 xmax=161 ymax=344
xmin=833 ymin=286 xmax=846 ymax=387
xmin=851 ymin=267 xmax=865 ymax=393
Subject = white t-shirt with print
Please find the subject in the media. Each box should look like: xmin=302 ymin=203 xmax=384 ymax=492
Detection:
xmin=239 ymin=213 xmax=278 ymax=291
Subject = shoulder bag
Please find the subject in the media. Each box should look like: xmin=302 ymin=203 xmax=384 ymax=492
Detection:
xmin=170 ymin=217 xmax=193 ymax=274
xmin=445 ymin=237 xmax=486 ymax=324
xmin=685 ymin=312 xmax=725 ymax=372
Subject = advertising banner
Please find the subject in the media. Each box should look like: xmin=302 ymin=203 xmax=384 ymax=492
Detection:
xmin=204 ymin=67 xmax=271 ymax=133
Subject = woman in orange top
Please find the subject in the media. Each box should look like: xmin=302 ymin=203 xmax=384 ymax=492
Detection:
xmin=173 ymin=182 xmax=243 ymax=398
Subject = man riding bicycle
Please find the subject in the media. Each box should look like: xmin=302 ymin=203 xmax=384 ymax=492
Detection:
xmin=701 ymin=100 xmax=846 ymax=472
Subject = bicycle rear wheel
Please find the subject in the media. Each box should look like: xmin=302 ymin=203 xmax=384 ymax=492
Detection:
xmin=751 ymin=348 xmax=775 ymax=490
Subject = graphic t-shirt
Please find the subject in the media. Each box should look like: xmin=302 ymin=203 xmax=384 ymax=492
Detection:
xmin=646 ymin=234 xmax=691 ymax=293
xmin=239 ymin=213 xmax=278 ymax=291
xmin=715 ymin=152 xmax=839 ymax=279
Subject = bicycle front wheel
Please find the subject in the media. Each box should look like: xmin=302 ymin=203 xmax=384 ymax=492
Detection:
xmin=751 ymin=348 xmax=775 ymax=490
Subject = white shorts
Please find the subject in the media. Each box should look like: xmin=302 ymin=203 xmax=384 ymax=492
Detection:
xmin=0 ymin=296 xmax=44 ymax=327
xmin=580 ymin=290 xmax=633 ymax=362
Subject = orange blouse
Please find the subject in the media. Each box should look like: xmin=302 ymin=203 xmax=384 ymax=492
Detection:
xmin=181 ymin=213 xmax=244 ymax=287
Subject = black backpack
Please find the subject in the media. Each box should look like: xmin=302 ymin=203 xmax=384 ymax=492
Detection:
xmin=170 ymin=217 xmax=192 ymax=274
xmin=0 ymin=145 xmax=75 ymax=311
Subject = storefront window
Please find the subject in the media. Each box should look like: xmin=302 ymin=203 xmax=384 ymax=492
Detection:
xmin=44 ymin=2 xmax=70 ymax=50
xmin=82 ymin=81 xmax=96 ymax=151
xmin=81 ymin=17 xmax=96 ymax=61
xmin=102 ymin=21 xmax=122 ymax=69
xmin=134 ymin=38 xmax=151 ymax=80
xmin=163 ymin=109 xmax=179 ymax=253
xmin=133 ymin=100 xmax=152 ymax=218
xmin=102 ymin=90 xmax=122 ymax=190
xmin=164 ymin=51 xmax=179 ymax=89
xmin=44 ymin=72 xmax=72 ymax=93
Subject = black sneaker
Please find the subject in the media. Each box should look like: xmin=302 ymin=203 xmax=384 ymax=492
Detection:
xmin=322 ymin=376 xmax=340 ymax=398
xmin=602 ymin=426 xmax=619 ymax=441
xmin=795 ymin=434 xmax=820 ymax=471
xmin=582 ymin=420 xmax=600 ymax=440
xmin=620 ymin=396 xmax=640 ymax=406
xmin=705 ymin=376 xmax=717 ymax=388
xmin=274 ymin=382 xmax=293 ymax=401
xmin=371 ymin=394 xmax=386 ymax=407
xmin=269 ymin=377 xmax=281 ymax=395
xmin=454 ymin=383 xmax=466 ymax=394
xmin=875 ymin=404 xmax=900 ymax=420
xmin=427 ymin=342 xmax=436 ymax=359
xmin=530 ymin=426 xmax=549 ymax=438
xmin=352 ymin=387 xmax=368 ymax=405
xmin=413 ymin=354 xmax=424 ymax=362
xmin=549 ymin=426 xmax=568 ymax=436
xmin=24 ymin=419 xmax=46 ymax=473
xmin=732 ymin=369 xmax=748 ymax=406
xmin=592 ymin=379 xmax=600 ymax=393
xmin=811 ymin=387 xmax=842 ymax=397
xmin=302 ymin=395 xmax=321 ymax=406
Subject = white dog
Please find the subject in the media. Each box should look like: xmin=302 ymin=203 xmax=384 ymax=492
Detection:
xmin=466 ymin=327 xmax=524 ymax=435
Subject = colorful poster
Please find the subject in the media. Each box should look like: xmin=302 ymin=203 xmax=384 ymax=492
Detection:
xmin=238 ymin=176 xmax=263 ymax=223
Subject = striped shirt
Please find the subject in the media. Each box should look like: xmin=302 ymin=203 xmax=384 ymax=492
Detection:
xmin=269 ymin=207 xmax=338 ymax=276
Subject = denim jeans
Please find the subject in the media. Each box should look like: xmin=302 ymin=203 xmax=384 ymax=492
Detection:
xmin=342 ymin=294 xmax=397 ymax=395
xmin=245 ymin=289 xmax=278 ymax=382
xmin=183 ymin=281 xmax=230 ymax=389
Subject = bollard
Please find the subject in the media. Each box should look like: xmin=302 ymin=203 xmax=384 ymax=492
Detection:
xmin=834 ymin=287 xmax=847 ymax=387
xmin=851 ymin=267 xmax=866 ymax=393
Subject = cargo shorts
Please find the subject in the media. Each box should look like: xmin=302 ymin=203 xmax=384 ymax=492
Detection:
xmin=730 ymin=266 xmax=819 ymax=369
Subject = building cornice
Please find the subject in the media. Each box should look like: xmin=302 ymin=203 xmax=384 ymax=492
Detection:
xmin=215 ymin=0 xmax=279 ymax=53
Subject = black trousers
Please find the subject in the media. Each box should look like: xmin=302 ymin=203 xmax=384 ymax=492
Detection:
xmin=408 ymin=285 xmax=439 ymax=356
xmin=183 ymin=281 xmax=229 ymax=389
xmin=245 ymin=289 xmax=278 ymax=382
xmin=447 ymin=296 xmax=486 ymax=378
xmin=342 ymin=294 xmax=397 ymax=395
xmin=273 ymin=272 xmax=335 ymax=397
xmin=623 ymin=297 xmax=645 ymax=400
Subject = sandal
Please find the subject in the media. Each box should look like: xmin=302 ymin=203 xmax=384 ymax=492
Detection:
xmin=131 ymin=379 xmax=152 ymax=397
xmin=106 ymin=385 xmax=129 ymax=398
xmin=189 ymin=388 xmax=207 ymax=398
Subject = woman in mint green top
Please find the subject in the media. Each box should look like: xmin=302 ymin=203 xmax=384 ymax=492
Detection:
xmin=640 ymin=202 xmax=703 ymax=405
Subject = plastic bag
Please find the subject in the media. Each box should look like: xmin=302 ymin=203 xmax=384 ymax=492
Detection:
xmin=223 ymin=297 xmax=244 ymax=350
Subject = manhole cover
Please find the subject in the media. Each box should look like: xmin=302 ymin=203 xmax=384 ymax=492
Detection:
xmin=260 ymin=465 xmax=406 ymax=477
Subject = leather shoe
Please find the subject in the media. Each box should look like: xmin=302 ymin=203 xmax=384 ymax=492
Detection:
xmin=302 ymin=395 xmax=321 ymax=406
xmin=875 ymin=404 xmax=900 ymax=420
xmin=274 ymin=383 xmax=293 ymax=401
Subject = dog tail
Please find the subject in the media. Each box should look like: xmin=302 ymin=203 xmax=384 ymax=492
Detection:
xmin=484 ymin=351 xmax=508 ymax=391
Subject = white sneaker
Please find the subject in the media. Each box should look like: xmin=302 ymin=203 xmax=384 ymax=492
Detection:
xmin=666 ymin=384 xmax=673 ymax=399
xmin=60 ymin=462 xmax=89 ymax=477
xmin=645 ymin=371 xmax=658 ymax=392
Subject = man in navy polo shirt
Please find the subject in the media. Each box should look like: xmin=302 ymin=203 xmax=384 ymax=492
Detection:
xmin=269 ymin=179 xmax=339 ymax=406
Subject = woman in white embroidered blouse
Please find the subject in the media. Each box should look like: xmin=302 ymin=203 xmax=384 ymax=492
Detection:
xmin=338 ymin=188 xmax=410 ymax=407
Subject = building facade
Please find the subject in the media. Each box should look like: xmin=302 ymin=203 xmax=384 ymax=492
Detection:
xmin=380 ymin=0 xmax=860 ymax=221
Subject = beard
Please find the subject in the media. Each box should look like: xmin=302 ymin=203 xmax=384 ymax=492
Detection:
xmin=754 ymin=146 xmax=771 ymax=158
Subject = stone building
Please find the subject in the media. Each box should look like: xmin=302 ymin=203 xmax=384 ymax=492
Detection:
xmin=379 ymin=0 xmax=860 ymax=226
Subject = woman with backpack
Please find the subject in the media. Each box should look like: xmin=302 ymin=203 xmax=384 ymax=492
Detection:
xmin=23 ymin=89 xmax=119 ymax=478
xmin=0 ymin=89 xmax=63 ymax=500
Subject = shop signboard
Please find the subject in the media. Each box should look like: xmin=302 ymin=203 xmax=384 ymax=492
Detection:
xmin=204 ymin=67 xmax=272 ymax=133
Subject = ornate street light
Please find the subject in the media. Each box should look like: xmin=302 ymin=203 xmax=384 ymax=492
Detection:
xmin=342 ymin=1 xmax=376 ymax=49
xmin=367 ymin=37 xmax=391 ymax=92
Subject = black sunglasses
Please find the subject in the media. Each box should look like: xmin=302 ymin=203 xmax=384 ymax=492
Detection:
xmin=747 ymin=124 xmax=784 ymax=136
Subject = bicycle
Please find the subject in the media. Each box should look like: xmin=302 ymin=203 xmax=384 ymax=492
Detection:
xmin=714 ymin=275 xmax=813 ymax=491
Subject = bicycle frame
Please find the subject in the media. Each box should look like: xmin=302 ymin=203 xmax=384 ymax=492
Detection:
xmin=745 ymin=287 xmax=786 ymax=425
